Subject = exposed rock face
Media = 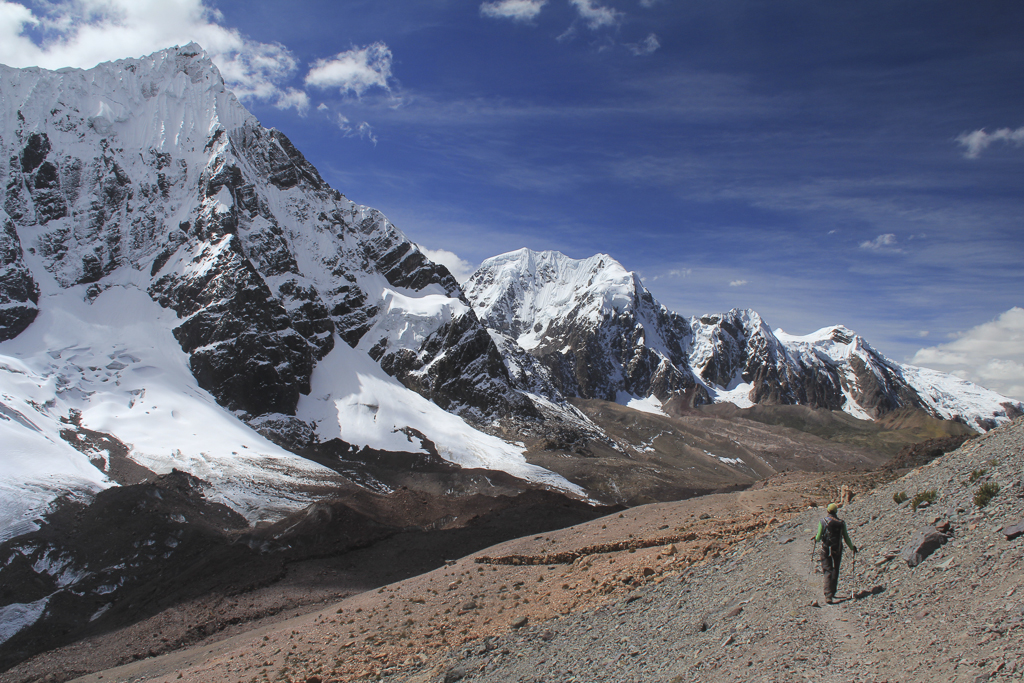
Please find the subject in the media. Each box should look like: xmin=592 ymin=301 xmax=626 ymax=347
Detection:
xmin=689 ymin=310 xmax=844 ymax=410
xmin=0 ymin=45 xmax=531 ymax=429
xmin=0 ymin=210 xmax=38 ymax=341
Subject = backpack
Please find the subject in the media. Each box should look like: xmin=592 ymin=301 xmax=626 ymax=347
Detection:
xmin=821 ymin=515 xmax=844 ymax=550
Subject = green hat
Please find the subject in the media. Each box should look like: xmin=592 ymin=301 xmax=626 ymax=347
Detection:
xmin=827 ymin=503 xmax=838 ymax=513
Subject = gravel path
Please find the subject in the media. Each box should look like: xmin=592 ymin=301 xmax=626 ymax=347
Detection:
xmin=405 ymin=417 xmax=1024 ymax=683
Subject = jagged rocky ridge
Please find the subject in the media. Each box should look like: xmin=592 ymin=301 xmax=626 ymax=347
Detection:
xmin=465 ymin=249 xmax=1022 ymax=431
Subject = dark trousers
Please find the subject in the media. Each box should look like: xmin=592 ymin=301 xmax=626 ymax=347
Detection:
xmin=820 ymin=546 xmax=843 ymax=599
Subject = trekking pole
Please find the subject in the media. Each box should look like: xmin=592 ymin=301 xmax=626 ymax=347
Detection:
xmin=811 ymin=539 xmax=818 ymax=574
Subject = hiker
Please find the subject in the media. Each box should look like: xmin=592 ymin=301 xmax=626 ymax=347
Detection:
xmin=813 ymin=503 xmax=857 ymax=604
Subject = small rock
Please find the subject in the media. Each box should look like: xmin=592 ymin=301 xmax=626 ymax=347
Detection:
xmin=726 ymin=606 xmax=743 ymax=618
xmin=662 ymin=544 xmax=677 ymax=555
xmin=900 ymin=526 xmax=948 ymax=567
xmin=642 ymin=566 xmax=656 ymax=577
xmin=874 ymin=553 xmax=896 ymax=566
xmin=511 ymin=616 xmax=528 ymax=629
xmin=1002 ymin=520 xmax=1024 ymax=541
xmin=445 ymin=665 xmax=471 ymax=682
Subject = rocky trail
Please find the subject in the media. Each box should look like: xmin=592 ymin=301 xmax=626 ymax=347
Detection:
xmin=416 ymin=417 xmax=1024 ymax=683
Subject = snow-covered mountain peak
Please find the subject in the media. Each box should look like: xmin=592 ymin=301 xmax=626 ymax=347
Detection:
xmin=1 ymin=43 xmax=250 ymax=161
xmin=465 ymin=249 xmax=700 ymax=403
xmin=775 ymin=324 xmax=873 ymax=363
xmin=466 ymin=248 xmax=644 ymax=348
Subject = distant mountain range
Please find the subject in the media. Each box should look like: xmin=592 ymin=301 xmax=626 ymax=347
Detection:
xmin=465 ymin=248 xmax=1020 ymax=427
xmin=1 ymin=43 xmax=1020 ymax=535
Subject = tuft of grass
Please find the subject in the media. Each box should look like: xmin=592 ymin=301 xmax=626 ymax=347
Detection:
xmin=910 ymin=489 xmax=938 ymax=511
xmin=893 ymin=491 xmax=908 ymax=505
xmin=968 ymin=468 xmax=988 ymax=484
xmin=974 ymin=482 xmax=1000 ymax=508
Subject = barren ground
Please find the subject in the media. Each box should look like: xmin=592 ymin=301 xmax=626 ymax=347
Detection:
xmin=18 ymin=470 xmax=888 ymax=683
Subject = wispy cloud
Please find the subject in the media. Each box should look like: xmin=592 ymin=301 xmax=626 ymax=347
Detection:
xmin=912 ymin=307 xmax=1024 ymax=400
xmin=649 ymin=268 xmax=692 ymax=282
xmin=957 ymin=126 xmax=1024 ymax=158
xmin=859 ymin=233 xmax=899 ymax=251
xmin=568 ymin=0 xmax=621 ymax=29
xmin=305 ymin=42 xmax=393 ymax=96
xmin=332 ymin=113 xmax=378 ymax=145
xmin=419 ymin=247 xmax=477 ymax=283
xmin=480 ymin=0 xmax=547 ymax=22
xmin=626 ymin=33 xmax=660 ymax=56
xmin=0 ymin=0 xmax=297 ymax=105
xmin=729 ymin=279 xmax=748 ymax=287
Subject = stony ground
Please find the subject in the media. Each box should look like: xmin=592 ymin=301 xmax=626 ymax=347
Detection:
xmin=422 ymin=417 xmax=1024 ymax=683
xmin=27 ymin=418 xmax=1024 ymax=683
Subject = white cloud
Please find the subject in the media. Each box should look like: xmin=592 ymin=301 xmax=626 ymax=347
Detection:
xmin=333 ymin=113 xmax=377 ymax=145
xmin=568 ymin=0 xmax=620 ymax=29
xmin=0 ymin=0 xmax=297 ymax=104
xmin=419 ymin=247 xmax=477 ymax=284
xmin=859 ymin=233 xmax=899 ymax=251
xmin=305 ymin=42 xmax=393 ymax=96
xmin=480 ymin=0 xmax=547 ymax=21
xmin=626 ymin=33 xmax=660 ymax=56
xmin=957 ymin=126 xmax=1024 ymax=158
xmin=317 ymin=102 xmax=329 ymax=112
xmin=274 ymin=87 xmax=310 ymax=115
xmin=918 ymin=330 xmax=930 ymax=338
xmin=911 ymin=307 xmax=1024 ymax=401
xmin=728 ymin=279 xmax=748 ymax=287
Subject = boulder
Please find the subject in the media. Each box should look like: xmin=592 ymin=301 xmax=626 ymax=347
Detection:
xmin=1003 ymin=520 xmax=1024 ymax=541
xmin=900 ymin=526 xmax=949 ymax=567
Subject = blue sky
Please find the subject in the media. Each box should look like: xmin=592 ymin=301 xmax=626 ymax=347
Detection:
xmin=1 ymin=0 xmax=1022 ymax=399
